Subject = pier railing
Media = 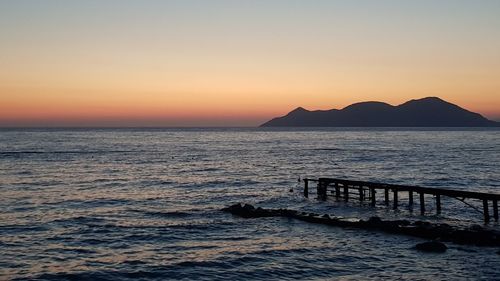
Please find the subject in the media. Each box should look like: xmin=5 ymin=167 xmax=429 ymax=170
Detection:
xmin=303 ymin=178 xmax=500 ymax=223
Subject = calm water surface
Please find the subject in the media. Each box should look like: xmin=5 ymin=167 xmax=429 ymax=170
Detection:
xmin=1 ymin=128 xmax=499 ymax=280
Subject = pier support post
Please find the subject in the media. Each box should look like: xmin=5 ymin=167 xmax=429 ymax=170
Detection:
xmin=483 ymin=200 xmax=490 ymax=223
xmin=359 ymin=186 xmax=364 ymax=202
xmin=304 ymin=180 xmax=309 ymax=198
xmin=409 ymin=191 xmax=413 ymax=210
xmin=419 ymin=192 xmax=425 ymax=215
xmin=393 ymin=189 xmax=398 ymax=210
xmin=335 ymin=183 xmax=340 ymax=199
xmin=344 ymin=185 xmax=348 ymax=202
xmin=384 ymin=188 xmax=389 ymax=206
xmin=436 ymin=194 xmax=441 ymax=214
xmin=370 ymin=188 xmax=376 ymax=207
xmin=317 ymin=181 xmax=327 ymax=201
xmin=493 ymin=199 xmax=499 ymax=222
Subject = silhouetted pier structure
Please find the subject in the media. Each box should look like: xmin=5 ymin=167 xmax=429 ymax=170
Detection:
xmin=303 ymin=178 xmax=500 ymax=223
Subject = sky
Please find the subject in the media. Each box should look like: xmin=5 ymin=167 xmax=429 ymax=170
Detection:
xmin=1 ymin=0 xmax=499 ymax=127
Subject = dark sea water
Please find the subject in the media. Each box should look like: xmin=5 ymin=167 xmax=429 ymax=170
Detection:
xmin=1 ymin=128 xmax=499 ymax=280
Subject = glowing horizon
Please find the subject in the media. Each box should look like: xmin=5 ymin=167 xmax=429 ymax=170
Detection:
xmin=1 ymin=0 xmax=500 ymax=127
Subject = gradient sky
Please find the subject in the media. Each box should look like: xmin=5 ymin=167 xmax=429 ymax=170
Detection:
xmin=1 ymin=0 xmax=499 ymax=126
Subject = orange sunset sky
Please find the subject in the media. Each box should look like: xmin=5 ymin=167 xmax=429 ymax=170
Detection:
xmin=1 ymin=1 xmax=499 ymax=126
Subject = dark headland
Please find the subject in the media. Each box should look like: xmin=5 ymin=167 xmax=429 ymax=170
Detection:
xmin=261 ymin=97 xmax=499 ymax=127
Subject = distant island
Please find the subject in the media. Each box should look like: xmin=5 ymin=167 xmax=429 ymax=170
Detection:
xmin=261 ymin=97 xmax=499 ymax=127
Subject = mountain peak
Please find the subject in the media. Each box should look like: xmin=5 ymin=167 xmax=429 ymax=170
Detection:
xmin=342 ymin=101 xmax=392 ymax=111
xmin=407 ymin=96 xmax=444 ymax=102
xmin=285 ymin=107 xmax=309 ymax=116
xmin=291 ymin=106 xmax=307 ymax=113
xmin=417 ymin=96 xmax=444 ymax=102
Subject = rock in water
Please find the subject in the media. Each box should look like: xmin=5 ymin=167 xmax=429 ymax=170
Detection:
xmin=221 ymin=203 xmax=255 ymax=218
xmin=221 ymin=203 xmax=500 ymax=247
xmin=415 ymin=241 xmax=448 ymax=253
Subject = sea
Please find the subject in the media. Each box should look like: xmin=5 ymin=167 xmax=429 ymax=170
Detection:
xmin=1 ymin=128 xmax=499 ymax=280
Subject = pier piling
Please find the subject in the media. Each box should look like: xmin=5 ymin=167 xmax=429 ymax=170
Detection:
xmin=304 ymin=179 xmax=309 ymax=198
xmin=483 ymin=200 xmax=490 ymax=223
xmin=493 ymin=199 xmax=499 ymax=222
xmin=317 ymin=181 xmax=327 ymax=201
xmin=335 ymin=183 xmax=340 ymax=199
xmin=419 ymin=192 xmax=425 ymax=215
xmin=370 ymin=188 xmax=376 ymax=207
xmin=384 ymin=188 xmax=389 ymax=206
xmin=393 ymin=190 xmax=398 ymax=210
xmin=436 ymin=194 xmax=441 ymax=214
xmin=409 ymin=191 xmax=414 ymax=210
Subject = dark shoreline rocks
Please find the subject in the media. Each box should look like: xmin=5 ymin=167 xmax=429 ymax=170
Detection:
xmin=222 ymin=203 xmax=500 ymax=248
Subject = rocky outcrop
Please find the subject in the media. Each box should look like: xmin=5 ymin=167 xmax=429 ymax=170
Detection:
xmin=222 ymin=203 xmax=500 ymax=247
xmin=415 ymin=241 xmax=448 ymax=253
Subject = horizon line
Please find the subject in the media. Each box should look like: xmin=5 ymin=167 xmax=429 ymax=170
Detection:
xmin=2 ymin=125 xmax=500 ymax=130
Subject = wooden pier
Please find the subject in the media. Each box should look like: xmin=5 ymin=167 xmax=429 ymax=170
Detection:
xmin=303 ymin=178 xmax=500 ymax=223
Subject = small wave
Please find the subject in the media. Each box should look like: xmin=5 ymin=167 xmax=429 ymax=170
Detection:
xmin=44 ymin=247 xmax=97 ymax=255
xmin=231 ymin=180 xmax=261 ymax=187
xmin=158 ymin=180 xmax=176 ymax=185
xmin=174 ymin=260 xmax=225 ymax=267
xmin=138 ymin=179 xmax=176 ymax=187
xmin=0 ymin=225 xmax=48 ymax=233
xmin=192 ymin=167 xmax=220 ymax=172
xmin=164 ymin=220 xmax=236 ymax=231
xmin=78 ymin=238 xmax=109 ymax=246
xmin=223 ymin=236 xmax=248 ymax=241
xmin=51 ymin=216 xmax=106 ymax=225
xmin=202 ymin=180 xmax=228 ymax=186
xmin=311 ymin=148 xmax=343 ymax=151
xmin=15 ymin=170 xmax=33 ymax=175
xmin=44 ymin=198 xmax=133 ymax=208
xmin=142 ymin=210 xmax=193 ymax=218
xmin=251 ymin=247 xmax=312 ymax=257
xmin=121 ymin=259 xmax=148 ymax=265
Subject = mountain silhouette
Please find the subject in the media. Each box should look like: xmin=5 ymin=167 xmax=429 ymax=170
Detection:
xmin=260 ymin=97 xmax=499 ymax=127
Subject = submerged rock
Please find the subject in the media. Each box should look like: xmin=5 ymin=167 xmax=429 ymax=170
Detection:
xmin=415 ymin=241 xmax=448 ymax=253
xmin=366 ymin=216 xmax=382 ymax=225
